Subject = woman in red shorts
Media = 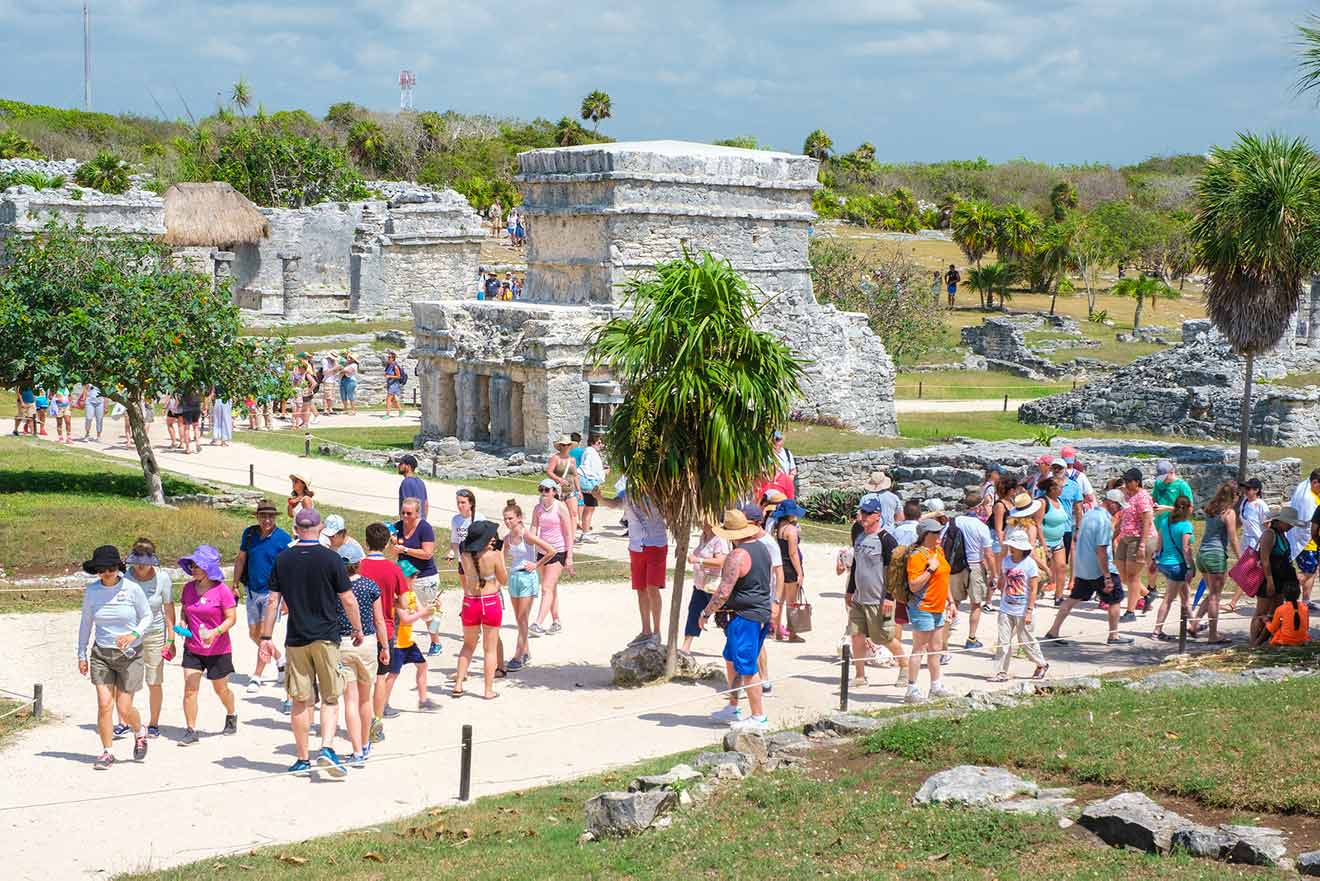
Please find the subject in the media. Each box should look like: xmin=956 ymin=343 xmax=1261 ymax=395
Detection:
xmin=452 ymin=520 xmax=506 ymax=700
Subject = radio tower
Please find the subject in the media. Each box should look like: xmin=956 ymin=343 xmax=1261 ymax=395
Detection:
xmin=83 ymin=2 xmax=91 ymax=110
xmin=399 ymin=70 xmax=415 ymax=111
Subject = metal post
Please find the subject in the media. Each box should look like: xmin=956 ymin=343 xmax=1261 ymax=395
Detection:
xmin=303 ymin=432 xmax=311 ymax=457
xmin=918 ymin=380 xmax=923 ymax=399
xmin=431 ymin=457 xmax=437 ymax=478
xmin=459 ymin=724 xmax=473 ymax=801
xmin=412 ymin=388 xmax=417 ymax=407
xmin=32 ymin=684 xmax=42 ymax=720
xmin=249 ymin=463 xmax=255 ymax=488
xmin=839 ymin=644 xmax=851 ymax=712
xmin=1003 ymin=394 xmax=1009 ymax=412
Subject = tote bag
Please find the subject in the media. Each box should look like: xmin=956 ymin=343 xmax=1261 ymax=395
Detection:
xmin=1228 ymin=547 xmax=1264 ymax=597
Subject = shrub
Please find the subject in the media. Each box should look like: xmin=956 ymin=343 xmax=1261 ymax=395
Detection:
xmin=73 ymin=150 xmax=131 ymax=194
xmin=0 ymin=128 xmax=42 ymax=159
xmin=800 ymin=489 xmax=862 ymax=523
xmin=0 ymin=170 xmax=66 ymax=191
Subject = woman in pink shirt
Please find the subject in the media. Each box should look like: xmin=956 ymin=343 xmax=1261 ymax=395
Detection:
xmin=529 ymin=478 xmax=575 ymax=636
xmin=1115 ymin=469 xmax=1155 ymax=619
xmin=176 ymin=545 xmax=238 ymax=746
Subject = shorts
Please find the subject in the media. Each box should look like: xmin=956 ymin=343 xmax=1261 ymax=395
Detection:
xmin=388 ymin=643 xmax=426 ymax=674
xmin=1157 ymin=562 xmax=1190 ymax=584
xmin=284 ymin=640 xmax=346 ymax=705
xmin=460 ymin=593 xmax=503 ymax=628
xmin=847 ymin=602 xmax=893 ymax=643
xmin=413 ymin=574 xmax=441 ymax=611
xmin=582 ymin=490 xmax=599 ymax=508
xmin=1115 ymin=535 xmax=1143 ymax=562
xmin=245 ymin=590 xmax=275 ymax=627
xmin=947 ymin=283 xmax=957 ymax=294
xmin=181 ymin=409 xmax=201 ymax=425
xmin=181 ymin=649 xmax=235 ymax=681
xmin=1062 ymin=532 xmax=1073 ymax=563
xmin=630 ymin=544 xmax=668 ymax=591
xmin=339 ymin=636 xmax=377 ymax=685
xmin=339 ymin=377 xmax=358 ymax=401
xmin=508 ymin=568 xmax=541 ymax=599
xmin=88 ymin=644 xmax=144 ymax=693
xmin=722 ymin=615 xmax=770 ymax=676
xmin=684 ymin=589 xmax=711 ymax=638
xmin=906 ymin=604 xmax=945 ymax=632
xmin=1298 ymin=550 xmax=1319 ymax=575
xmin=1196 ymin=548 xmax=1228 ymax=575
xmin=386 ymin=380 xmax=403 ymax=396
xmin=18 ymin=402 xmax=35 ymax=418
xmin=1070 ymin=574 xmax=1125 ymax=604
xmin=539 ymin=551 xmax=568 ymax=568
xmin=948 ymin=566 xmax=988 ymax=606
xmin=142 ymin=628 xmax=166 ymax=687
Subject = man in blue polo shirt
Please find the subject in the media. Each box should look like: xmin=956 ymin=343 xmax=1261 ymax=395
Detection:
xmin=234 ymin=499 xmax=292 ymax=692
xmin=1050 ymin=458 xmax=1085 ymax=594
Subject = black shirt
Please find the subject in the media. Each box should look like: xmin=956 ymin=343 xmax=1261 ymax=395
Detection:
xmin=1267 ymin=526 xmax=1299 ymax=593
xmin=726 ymin=539 xmax=772 ymax=624
xmin=268 ymin=540 xmax=352 ymax=646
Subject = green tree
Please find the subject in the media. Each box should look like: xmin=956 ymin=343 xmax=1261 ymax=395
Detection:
xmin=588 ymin=252 xmax=804 ymax=677
xmin=802 ymin=129 xmax=833 ymax=160
xmin=0 ymin=221 xmax=282 ymax=502
xmin=1191 ymin=133 xmax=1320 ymax=479
xmin=231 ymin=76 xmax=252 ymax=117
xmin=712 ymin=136 xmax=762 ymax=150
xmin=324 ymin=101 xmax=363 ymax=129
xmin=852 ymin=141 xmax=876 ymax=164
xmin=951 ymin=200 xmax=998 ymax=304
xmin=1111 ymin=275 xmax=1175 ymax=332
xmin=554 ymin=116 xmax=594 ymax=147
xmin=73 ymin=150 xmax=131 ymax=194
xmin=993 ymin=204 xmax=1043 ymax=265
xmin=579 ymin=90 xmax=612 ymax=134
xmin=1023 ymin=220 xmax=1076 ymax=312
xmin=0 ymin=128 xmax=42 ymax=159
xmin=1295 ymin=13 xmax=1320 ymax=99
xmin=346 ymin=119 xmax=391 ymax=175
xmin=1069 ymin=212 xmax=1117 ymax=315
xmin=1049 ymin=181 xmax=1078 ymax=221
xmin=967 ymin=262 xmax=1016 ymax=310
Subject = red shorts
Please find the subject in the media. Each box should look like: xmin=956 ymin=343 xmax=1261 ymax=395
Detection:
xmin=629 ymin=545 xmax=668 ymax=591
xmin=460 ymin=593 xmax=502 ymax=628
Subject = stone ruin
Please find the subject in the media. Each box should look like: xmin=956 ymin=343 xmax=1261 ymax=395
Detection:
xmin=1020 ymin=318 xmax=1320 ymax=446
xmin=958 ymin=312 xmax=1102 ymax=380
xmin=412 ymin=140 xmax=898 ymax=452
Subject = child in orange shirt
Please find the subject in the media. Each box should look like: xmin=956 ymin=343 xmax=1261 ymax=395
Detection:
xmin=1261 ymin=583 xmax=1309 ymax=647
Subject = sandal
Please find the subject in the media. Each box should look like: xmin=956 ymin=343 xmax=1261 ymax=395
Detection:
xmin=990 ymin=672 xmax=1009 ymax=682
xmin=495 ymin=668 xmax=508 ymax=679
xmin=1151 ymin=631 xmax=1169 ymax=641
xmin=1032 ymin=664 xmax=1050 ymax=680
xmin=450 ymin=687 xmax=464 ymax=698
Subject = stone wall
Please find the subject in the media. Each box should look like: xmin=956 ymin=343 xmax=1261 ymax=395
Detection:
xmin=0 ymin=185 xmax=164 ymax=239
xmin=233 ymin=202 xmax=365 ymax=317
xmin=959 ymin=313 xmax=1092 ymax=381
xmin=797 ymin=438 xmax=1301 ymax=508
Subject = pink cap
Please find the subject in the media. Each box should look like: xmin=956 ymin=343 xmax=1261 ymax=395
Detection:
xmin=1060 ymin=445 xmax=1078 ymax=460
xmin=1034 ymin=453 xmax=1054 ymax=465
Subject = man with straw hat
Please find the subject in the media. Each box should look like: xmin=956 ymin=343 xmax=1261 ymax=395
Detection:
xmin=702 ymin=509 xmax=774 ymax=732
xmin=864 ymin=471 xmax=900 ymax=529
xmin=234 ymin=499 xmax=292 ymax=694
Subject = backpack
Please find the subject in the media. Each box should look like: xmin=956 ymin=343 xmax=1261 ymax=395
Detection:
xmin=886 ymin=545 xmax=914 ymax=605
xmin=942 ymin=524 xmax=968 ymax=575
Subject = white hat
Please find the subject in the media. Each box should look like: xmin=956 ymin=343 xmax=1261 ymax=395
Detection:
xmin=1004 ymin=529 xmax=1034 ymax=552
xmin=1104 ymin=489 xmax=1128 ymax=508
xmin=321 ymin=513 xmax=346 ymax=535
xmin=922 ymin=498 xmax=946 ymax=513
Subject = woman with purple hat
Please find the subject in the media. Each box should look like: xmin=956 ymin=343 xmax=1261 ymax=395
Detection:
xmin=771 ymin=498 xmax=807 ymax=642
xmin=177 ymin=545 xmax=238 ymax=745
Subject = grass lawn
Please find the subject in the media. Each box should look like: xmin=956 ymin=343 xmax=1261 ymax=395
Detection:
xmin=244 ymin=318 xmax=410 ymax=339
xmin=895 ymin=370 xmax=1071 ymax=401
xmin=238 ymin=424 xmax=418 ymax=457
xmin=1262 ymin=371 xmax=1320 ymax=389
xmin=0 ymin=697 xmax=40 ymax=748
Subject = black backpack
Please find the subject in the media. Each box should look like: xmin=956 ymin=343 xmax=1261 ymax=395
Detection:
xmin=942 ymin=522 xmax=968 ymax=575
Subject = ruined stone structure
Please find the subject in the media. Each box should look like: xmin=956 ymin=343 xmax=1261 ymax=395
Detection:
xmin=0 ymin=184 xmax=165 ymax=239
xmin=959 ymin=313 xmax=1099 ymax=380
xmin=413 ymin=140 xmax=897 ymax=452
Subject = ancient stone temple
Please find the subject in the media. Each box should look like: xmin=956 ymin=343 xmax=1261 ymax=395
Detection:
xmin=412 ymin=140 xmax=897 ymax=452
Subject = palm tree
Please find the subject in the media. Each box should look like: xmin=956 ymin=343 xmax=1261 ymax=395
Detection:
xmin=994 ymin=204 xmax=1044 ymax=265
xmin=951 ymin=200 xmax=998 ymax=303
xmin=967 ymin=262 xmax=1016 ymax=310
xmin=73 ymin=151 xmax=130 ymax=194
xmin=588 ymin=252 xmax=804 ymax=678
xmin=1049 ymin=181 xmax=1078 ymax=221
xmin=802 ymin=129 xmax=833 ymax=161
xmin=231 ymin=77 xmax=252 ymax=117
xmin=852 ymin=141 xmax=876 ymax=164
xmin=1191 ymin=133 xmax=1320 ymax=480
xmin=555 ymin=116 xmax=592 ymax=147
xmin=579 ymin=90 xmax=612 ymax=134
xmin=1295 ymin=13 xmax=1320 ymax=98
xmin=346 ymin=119 xmax=388 ymax=173
xmin=1111 ymin=275 xmax=1174 ymax=332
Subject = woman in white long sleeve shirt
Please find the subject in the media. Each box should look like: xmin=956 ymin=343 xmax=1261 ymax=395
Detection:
xmin=77 ymin=545 xmax=153 ymax=770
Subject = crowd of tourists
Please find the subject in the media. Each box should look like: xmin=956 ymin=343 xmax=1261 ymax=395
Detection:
xmin=69 ymin=427 xmax=1313 ymax=772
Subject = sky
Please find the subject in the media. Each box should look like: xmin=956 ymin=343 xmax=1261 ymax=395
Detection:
xmin=2 ymin=0 xmax=1320 ymax=165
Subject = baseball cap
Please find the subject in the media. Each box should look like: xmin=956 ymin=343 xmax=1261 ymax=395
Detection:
xmin=399 ymin=454 xmax=419 ymax=470
xmin=922 ymin=498 xmax=946 ymax=513
xmin=1059 ymin=445 xmax=1078 ymax=461
xmin=294 ymin=508 xmax=322 ymax=529
xmin=337 ymin=542 xmax=365 ymax=565
xmin=772 ymin=430 xmax=784 ymax=441
xmin=1122 ymin=468 xmax=1143 ymax=484
xmin=1104 ymin=488 xmax=1128 ymax=507
xmin=739 ymin=502 xmax=766 ymax=525
xmin=858 ymin=496 xmax=886 ymax=515
xmin=1155 ymin=459 xmax=1173 ymax=477
xmin=1034 ymin=453 xmax=1054 ymax=466
xmin=916 ymin=517 xmax=944 ymax=535
xmin=538 ymin=478 xmax=558 ymax=491
xmin=321 ymin=513 xmax=346 ymax=536
xmin=1050 ymin=457 xmax=1067 ymax=468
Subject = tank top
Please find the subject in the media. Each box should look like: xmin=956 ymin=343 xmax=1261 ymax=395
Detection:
xmin=536 ymin=502 xmax=565 ymax=552
xmin=775 ymin=523 xmax=800 ymax=583
xmin=725 ymin=539 xmax=772 ymax=624
xmin=1041 ymin=497 xmax=1070 ymax=545
xmin=507 ymin=533 xmax=537 ymax=571
xmin=1200 ymin=514 xmax=1228 ymax=554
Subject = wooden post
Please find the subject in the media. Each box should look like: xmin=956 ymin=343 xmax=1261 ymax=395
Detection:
xmin=1003 ymin=394 xmax=1009 ymax=412
xmin=32 ymin=684 xmax=42 ymax=720
xmin=839 ymin=644 xmax=851 ymax=711
xmin=918 ymin=380 xmax=923 ymax=399
xmin=459 ymin=724 xmax=473 ymax=801
xmin=303 ymin=432 xmax=311 ymax=457
xmin=249 ymin=463 xmax=255 ymax=488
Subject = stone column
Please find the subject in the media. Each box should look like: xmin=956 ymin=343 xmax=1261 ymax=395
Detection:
xmin=278 ymin=252 xmax=302 ymax=319
xmin=509 ymin=382 xmax=525 ymax=448
xmin=474 ymin=374 xmax=492 ymax=442
xmin=211 ymin=250 xmax=235 ymax=296
xmin=437 ymin=369 xmax=458 ymax=437
xmin=489 ymin=375 xmax=512 ymax=447
xmin=457 ymin=370 xmax=478 ymax=441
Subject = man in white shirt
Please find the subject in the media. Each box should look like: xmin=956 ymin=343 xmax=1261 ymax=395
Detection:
xmin=577 ymin=434 xmax=607 ymax=543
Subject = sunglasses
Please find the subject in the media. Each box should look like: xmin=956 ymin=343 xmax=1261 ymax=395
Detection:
xmin=539 ymin=487 xmax=555 ymax=494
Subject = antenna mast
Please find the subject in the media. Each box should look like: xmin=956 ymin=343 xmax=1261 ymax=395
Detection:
xmin=399 ymin=70 xmax=415 ymax=111
xmin=83 ymin=2 xmax=91 ymax=110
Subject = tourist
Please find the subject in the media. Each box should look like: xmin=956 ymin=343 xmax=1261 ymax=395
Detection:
xmin=360 ymin=523 xmax=409 ymax=739
xmin=614 ymin=490 xmax=668 ymax=646
xmin=12 ymin=387 xmax=33 ymax=435
xmin=531 ymin=478 xmax=575 ymax=637
xmin=33 ymin=389 xmax=49 ymax=436
xmin=234 ymin=500 xmax=291 ymax=693
xmin=888 ymin=499 xmax=922 ymax=546
xmin=287 ymin=474 xmax=315 ymax=520
xmin=120 ymin=539 xmax=175 ymax=739
xmin=210 ymin=389 xmax=233 ymax=447
xmin=393 ymin=498 xmax=441 ymax=655
xmin=175 ymin=545 xmax=238 ymax=745
xmin=511 ymin=274 xmax=523 ymax=298
xmin=452 ymin=520 xmax=505 ymax=699
xmin=338 ymin=353 xmax=359 ymax=416
xmin=1189 ymin=482 xmax=1240 ymax=643
xmin=319 ymin=513 xmax=364 ymax=558
xmin=577 ymin=433 xmax=607 ymax=542
xmin=992 ymin=529 xmax=1048 ymax=681
xmin=515 ymin=215 xmax=525 ymax=248
xmin=1256 ymin=582 xmax=1309 ymax=646
xmin=178 ymin=389 xmax=203 ymax=454
xmin=48 ymin=387 xmax=71 ymax=443
xmin=503 ymin=500 xmax=556 ymax=670
xmin=1039 ymin=476 xmax=1073 ymax=606
xmin=1025 ymin=454 xmax=1053 ymax=497
xmin=944 ymin=263 xmax=960 ymax=307
xmin=1255 ymin=507 xmax=1304 ymax=644
xmin=384 ymin=352 xmax=404 ymax=418
xmin=986 ymin=473 xmax=1016 ymax=596
xmin=506 ymin=210 xmax=517 ymax=242
xmin=1059 ymin=445 xmax=1096 ymax=509
xmin=77 ymin=545 xmax=151 ymax=770
xmin=319 ymin=352 xmax=338 ymax=415
xmin=703 ymin=509 xmax=774 ymax=731
xmin=1303 ymin=470 xmax=1320 ymax=610
xmin=334 ymin=542 xmax=389 ymax=764
xmin=163 ymin=393 xmax=180 ymax=447
xmin=847 ymin=495 xmax=907 ymax=687
xmin=947 ymin=492 xmax=993 ymax=650
xmin=448 ymin=487 xmax=475 ymax=570
xmin=387 ymin=558 xmax=433 ymax=711
xmin=680 ymin=519 xmax=730 ymax=660
xmin=397 ymin=454 xmax=429 ymax=519
xmin=930 ymin=270 xmax=942 ymax=308
xmin=772 ymin=430 xmax=797 ymax=487
xmin=1050 ymin=458 xmax=1085 ymax=586
xmin=864 ymin=471 xmax=900 ymax=529
xmin=546 ymin=435 xmax=582 ymax=535
xmin=1044 ymin=489 xmax=1133 ymax=646
xmin=1149 ymin=495 xmax=1195 ymax=641
xmin=770 ymin=499 xmax=806 ymax=642
xmin=744 ymin=502 xmax=784 ymax=694
xmin=299 ymin=362 xmax=320 ymax=428
xmin=1151 ymin=459 xmax=1194 ymax=524
xmin=1225 ymin=478 xmax=1269 ymax=612
xmin=258 ymin=508 xmax=364 ymax=777
xmin=904 ymin=518 xmax=953 ymax=703
xmin=1116 ymin=468 xmax=1154 ymax=621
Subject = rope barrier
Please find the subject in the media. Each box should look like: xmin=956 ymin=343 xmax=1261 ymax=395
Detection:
xmin=0 ymin=697 xmax=37 ymax=721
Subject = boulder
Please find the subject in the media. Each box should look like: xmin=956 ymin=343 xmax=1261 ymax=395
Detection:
xmin=610 ymin=642 xmax=667 ymax=686
xmin=1172 ymin=823 xmax=1288 ymax=866
xmin=803 ymin=713 xmax=884 ymax=736
xmin=766 ymin=731 xmax=813 ymax=758
xmin=628 ymin=763 xmax=702 ymax=793
xmin=694 ymin=751 xmax=755 ymax=777
xmin=1298 ymin=849 xmax=1320 ymax=875
xmin=583 ymin=790 xmax=676 ymax=838
xmin=913 ymin=766 xmax=1039 ymax=807
xmin=1036 ymin=676 xmax=1102 ymax=694
xmin=1126 ymin=670 xmax=1194 ymax=691
xmin=723 ymin=730 xmax=768 ymax=764
xmin=435 ymin=436 xmax=462 ymax=458
xmin=1078 ymin=792 xmax=1195 ymax=854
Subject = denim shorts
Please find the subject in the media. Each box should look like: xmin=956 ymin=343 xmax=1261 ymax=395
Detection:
xmin=245 ymin=591 xmax=273 ymax=627
xmin=1157 ymin=562 xmax=1189 ymax=583
xmin=906 ymin=604 xmax=946 ymax=632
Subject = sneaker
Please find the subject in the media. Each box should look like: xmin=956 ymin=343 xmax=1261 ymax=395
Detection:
xmin=369 ymin=717 xmax=385 ymax=743
xmin=94 ymin=751 xmax=115 ymax=770
xmin=930 ymin=682 xmax=955 ymax=699
xmin=178 ymin=728 xmax=200 ymax=747
xmin=1308 ymin=601 xmax=1320 ymax=613
xmin=964 ymin=638 xmax=984 ymax=650
xmin=1119 ymin=612 xmax=1137 ymax=623
xmin=418 ymin=698 xmax=437 ymax=711
xmin=426 ymin=643 xmax=443 ymax=657
xmin=362 ymin=743 xmax=373 ymax=760
xmin=222 ymin=714 xmax=238 ymax=735
xmin=147 ymin=725 xmax=160 ymax=739
xmin=548 ymin=622 xmax=563 ymax=635
xmin=939 ymin=653 xmax=952 ymax=666
xmin=112 ymin=723 xmax=131 ymax=739
xmin=733 ymin=715 xmax=770 ymax=733
xmin=287 ymin=758 xmax=312 ymax=775
xmin=316 ymin=746 xmax=348 ymax=779
xmin=348 ymin=751 xmax=367 ymax=768
xmin=133 ymin=735 xmax=148 ymax=761
xmin=245 ymin=679 xmax=261 ymax=694
xmin=896 ymin=669 xmax=909 ymax=688
xmin=646 ymin=632 xmax=660 ymax=645
xmin=904 ymin=685 xmax=927 ymax=704
xmin=580 ymin=533 xmax=599 ymax=543
xmin=710 ymin=704 xmax=744 ymax=724
xmin=506 ymin=657 xmax=523 ymax=672
xmin=519 ymin=653 xmax=531 ymax=667
xmin=850 ymin=675 xmax=868 ymax=687
xmin=628 ymin=631 xmax=650 ymax=646
xmin=382 ymin=704 xmax=400 ymax=719
xmin=279 ymin=699 xmax=291 ymax=715
xmin=761 ymin=681 xmax=773 ymax=695
xmin=1107 ymin=635 xmax=1135 ymax=645
xmin=528 ymin=623 xmax=547 ymax=637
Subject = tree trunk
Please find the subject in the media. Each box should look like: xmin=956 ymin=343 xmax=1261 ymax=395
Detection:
xmin=1132 ymin=294 xmax=1144 ymax=332
xmin=125 ymin=395 xmax=165 ymax=505
xmin=1238 ymin=352 xmax=1254 ymax=483
xmin=662 ymin=524 xmax=692 ymax=679
xmin=1049 ymin=285 xmax=1058 ymax=315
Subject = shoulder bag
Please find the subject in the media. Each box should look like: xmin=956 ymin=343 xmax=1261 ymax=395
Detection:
xmin=786 ymin=585 xmax=813 ymax=634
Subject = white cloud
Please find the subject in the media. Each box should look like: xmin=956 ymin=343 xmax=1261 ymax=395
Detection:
xmin=198 ymin=36 xmax=249 ymax=63
xmin=849 ymin=30 xmax=955 ymax=57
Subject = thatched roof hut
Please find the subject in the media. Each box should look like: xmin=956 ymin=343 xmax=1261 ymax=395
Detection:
xmin=161 ymin=182 xmax=268 ymax=247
